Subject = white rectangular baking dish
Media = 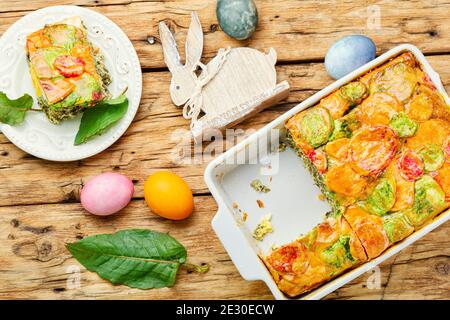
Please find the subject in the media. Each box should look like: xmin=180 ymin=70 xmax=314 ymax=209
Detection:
xmin=205 ymin=44 xmax=450 ymax=300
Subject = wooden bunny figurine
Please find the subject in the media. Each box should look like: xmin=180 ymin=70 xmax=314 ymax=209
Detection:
xmin=159 ymin=12 xmax=290 ymax=142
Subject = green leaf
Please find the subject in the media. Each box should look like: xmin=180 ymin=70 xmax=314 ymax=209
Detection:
xmin=74 ymin=94 xmax=128 ymax=145
xmin=66 ymin=229 xmax=187 ymax=289
xmin=0 ymin=92 xmax=33 ymax=125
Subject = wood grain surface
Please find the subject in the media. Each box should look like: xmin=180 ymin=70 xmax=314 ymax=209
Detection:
xmin=0 ymin=0 xmax=449 ymax=300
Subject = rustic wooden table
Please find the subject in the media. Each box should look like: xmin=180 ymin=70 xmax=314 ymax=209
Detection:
xmin=0 ymin=0 xmax=449 ymax=300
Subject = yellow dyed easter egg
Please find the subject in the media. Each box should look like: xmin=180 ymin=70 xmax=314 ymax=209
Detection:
xmin=144 ymin=171 xmax=194 ymax=220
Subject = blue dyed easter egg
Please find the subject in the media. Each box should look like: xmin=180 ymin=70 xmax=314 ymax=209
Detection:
xmin=217 ymin=0 xmax=258 ymax=40
xmin=325 ymin=35 xmax=376 ymax=79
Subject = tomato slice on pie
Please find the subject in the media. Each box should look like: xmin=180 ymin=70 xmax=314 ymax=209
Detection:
xmin=266 ymin=243 xmax=305 ymax=274
xmin=54 ymin=55 xmax=85 ymax=78
xmin=397 ymin=150 xmax=424 ymax=181
xmin=306 ymin=149 xmax=328 ymax=174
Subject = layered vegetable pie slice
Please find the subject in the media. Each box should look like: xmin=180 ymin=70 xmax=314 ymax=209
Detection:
xmin=262 ymin=215 xmax=367 ymax=297
xmin=264 ymin=52 xmax=450 ymax=297
xmin=26 ymin=17 xmax=111 ymax=124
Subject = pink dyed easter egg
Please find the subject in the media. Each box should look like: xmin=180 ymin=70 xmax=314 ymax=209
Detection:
xmin=81 ymin=173 xmax=134 ymax=216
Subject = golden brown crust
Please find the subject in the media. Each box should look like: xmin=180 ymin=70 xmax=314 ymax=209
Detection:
xmin=435 ymin=162 xmax=450 ymax=201
xmin=360 ymin=51 xmax=417 ymax=87
xmin=344 ymin=206 xmax=390 ymax=259
xmin=325 ymin=138 xmax=350 ymax=161
xmin=262 ymin=216 xmax=367 ymax=297
xmin=261 ymin=242 xmax=330 ymax=297
xmin=319 ymin=92 xmax=351 ymax=120
xmin=348 ymin=126 xmax=399 ymax=176
xmin=358 ymin=92 xmax=403 ymax=126
xmin=325 ymin=163 xmax=367 ymax=197
xmin=406 ymin=119 xmax=450 ymax=151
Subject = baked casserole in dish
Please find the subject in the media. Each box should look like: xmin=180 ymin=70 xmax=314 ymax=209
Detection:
xmin=261 ymin=52 xmax=450 ymax=297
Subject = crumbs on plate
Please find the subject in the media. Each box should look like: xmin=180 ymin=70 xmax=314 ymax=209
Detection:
xmin=256 ymin=199 xmax=265 ymax=208
xmin=250 ymin=179 xmax=271 ymax=193
xmin=253 ymin=214 xmax=273 ymax=241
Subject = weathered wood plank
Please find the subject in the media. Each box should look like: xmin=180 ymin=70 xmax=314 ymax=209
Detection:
xmin=1 ymin=0 xmax=450 ymax=300
xmin=1 ymin=56 xmax=449 ymax=206
xmin=0 ymin=0 xmax=153 ymax=13
xmin=0 ymin=197 xmax=448 ymax=299
xmin=0 ymin=1 xmax=450 ymax=69
xmin=0 ymin=197 xmax=273 ymax=300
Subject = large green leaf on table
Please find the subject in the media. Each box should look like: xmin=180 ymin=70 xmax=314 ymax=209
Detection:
xmin=0 ymin=92 xmax=33 ymax=125
xmin=74 ymin=94 xmax=128 ymax=145
xmin=66 ymin=229 xmax=187 ymax=289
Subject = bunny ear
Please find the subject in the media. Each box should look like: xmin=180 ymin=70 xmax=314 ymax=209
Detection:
xmin=185 ymin=12 xmax=203 ymax=68
xmin=159 ymin=21 xmax=182 ymax=73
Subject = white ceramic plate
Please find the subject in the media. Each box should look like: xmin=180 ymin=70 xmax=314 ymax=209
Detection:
xmin=0 ymin=5 xmax=142 ymax=161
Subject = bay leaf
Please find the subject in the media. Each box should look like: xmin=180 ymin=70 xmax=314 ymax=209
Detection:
xmin=66 ymin=229 xmax=187 ymax=289
xmin=0 ymin=92 xmax=33 ymax=126
xmin=74 ymin=94 xmax=128 ymax=145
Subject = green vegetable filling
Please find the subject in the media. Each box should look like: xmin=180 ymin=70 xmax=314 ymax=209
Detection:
xmin=329 ymin=119 xmax=352 ymax=141
xmin=418 ymin=144 xmax=445 ymax=172
xmin=407 ymin=175 xmax=447 ymax=226
xmin=365 ymin=178 xmax=395 ymax=216
xmin=382 ymin=212 xmax=414 ymax=243
xmin=390 ymin=112 xmax=418 ymax=138
xmin=340 ymin=81 xmax=368 ymax=106
xmin=320 ymin=235 xmax=354 ymax=268
xmin=299 ymin=107 xmax=334 ymax=148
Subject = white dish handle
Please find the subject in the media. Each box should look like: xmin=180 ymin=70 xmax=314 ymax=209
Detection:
xmin=211 ymin=206 xmax=264 ymax=280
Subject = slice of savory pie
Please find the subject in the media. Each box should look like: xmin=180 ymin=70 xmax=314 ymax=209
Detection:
xmin=26 ymin=17 xmax=111 ymax=124
xmin=264 ymin=52 xmax=450 ymax=297
xmin=262 ymin=215 xmax=367 ymax=297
